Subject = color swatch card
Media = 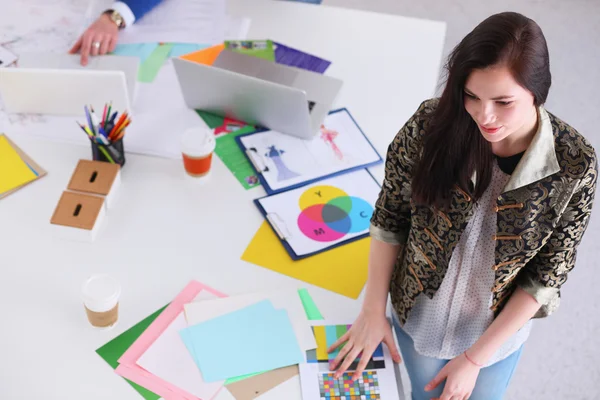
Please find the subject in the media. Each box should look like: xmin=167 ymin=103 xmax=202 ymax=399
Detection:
xmin=237 ymin=108 xmax=382 ymax=194
xmin=180 ymin=300 xmax=304 ymax=382
xmin=254 ymin=169 xmax=380 ymax=259
xmin=184 ymin=289 xmax=317 ymax=352
xmin=299 ymin=321 xmax=401 ymax=400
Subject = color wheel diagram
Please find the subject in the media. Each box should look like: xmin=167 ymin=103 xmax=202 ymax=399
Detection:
xmin=297 ymin=185 xmax=374 ymax=242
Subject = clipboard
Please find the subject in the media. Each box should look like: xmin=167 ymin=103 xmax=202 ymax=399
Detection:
xmin=236 ymin=108 xmax=382 ymax=195
xmin=253 ymin=169 xmax=381 ymax=260
xmin=0 ymin=134 xmax=47 ymax=199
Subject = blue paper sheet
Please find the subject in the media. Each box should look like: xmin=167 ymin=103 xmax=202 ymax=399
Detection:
xmin=112 ymin=43 xmax=158 ymax=63
xmin=179 ymin=300 xmax=304 ymax=382
xmin=169 ymin=43 xmax=210 ymax=58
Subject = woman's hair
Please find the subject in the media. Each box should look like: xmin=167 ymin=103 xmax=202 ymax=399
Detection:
xmin=411 ymin=12 xmax=551 ymax=208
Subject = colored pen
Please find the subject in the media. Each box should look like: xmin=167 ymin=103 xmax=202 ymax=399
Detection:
xmin=77 ymin=122 xmax=94 ymax=138
xmin=84 ymin=106 xmax=95 ymax=135
xmin=89 ymin=106 xmax=103 ymax=136
xmin=101 ymin=104 xmax=107 ymax=128
xmin=111 ymin=112 xmax=128 ymax=138
xmin=105 ymin=102 xmax=112 ymax=127
xmin=96 ymin=133 xmax=122 ymax=161
xmin=113 ymin=120 xmax=130 ymax=141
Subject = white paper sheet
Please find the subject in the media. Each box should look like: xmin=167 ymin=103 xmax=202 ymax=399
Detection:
xmin=299 ymin=320 xmax=401 ymax=400
xmin=118 ymin=0 xmax=226 ymax=45
xmin=184 ymin=289 xmax=317 ymax=353
xmin=135 ymin=292 xmax=224 ymax=399
xmin=239 ymin=109 xmax=382 ymax=192
xmin=256 ymin=169 xmax=380 ymax=258
xmin=224 ymin=15 xmax=252 ymax=41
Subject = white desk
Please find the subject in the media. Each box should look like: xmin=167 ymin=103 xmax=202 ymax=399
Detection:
xmin=0 ymin=1 xmax=445 ymax=399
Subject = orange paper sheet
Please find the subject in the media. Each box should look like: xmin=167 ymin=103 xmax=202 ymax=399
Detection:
xmin=180 ymin=44 xmax=225 ymax=65
xmin=242 ymin=222 xmax=369 ymax=299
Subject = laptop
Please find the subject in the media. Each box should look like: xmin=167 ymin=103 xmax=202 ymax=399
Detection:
xmin=172 ymin=50 xmax=342 ymax=139
xmin=0 ymin=68 xmax=131 ymax=116
xmin=16 ymin=53 xmax=139 ymax=102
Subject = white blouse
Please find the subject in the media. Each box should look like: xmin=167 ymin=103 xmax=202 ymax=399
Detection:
xmin=402 ymin=161 xmax=532 ymax=367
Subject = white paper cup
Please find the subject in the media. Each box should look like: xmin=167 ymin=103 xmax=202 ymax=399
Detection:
xmin=82 ymin=274 xmax=121 ymax=329
xmin=181 ymin=126 xmax=216 ymax=182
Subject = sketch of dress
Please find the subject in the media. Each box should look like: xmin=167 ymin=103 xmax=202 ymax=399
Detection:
xmin=265 ymin=145 xmax=300 ymax=181
xmin=320 ymin=125 xmax=344 ymax=160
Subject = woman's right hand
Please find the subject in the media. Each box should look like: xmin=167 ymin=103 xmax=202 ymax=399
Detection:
xmin=327 ymin=309 xmax=402 ymax=380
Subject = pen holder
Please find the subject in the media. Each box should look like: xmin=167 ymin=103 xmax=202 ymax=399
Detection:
xmin=91 ymin=138 xmax=126 ymax=167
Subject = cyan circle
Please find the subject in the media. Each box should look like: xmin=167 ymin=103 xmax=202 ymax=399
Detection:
xmin=346 ymin=197 xmax=374 ymax=233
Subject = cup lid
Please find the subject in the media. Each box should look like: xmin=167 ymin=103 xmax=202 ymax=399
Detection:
xmin=82 ymin=274 xmax=121 ymax=312
xmin=181 ymin=126 xmax=216 ymax=157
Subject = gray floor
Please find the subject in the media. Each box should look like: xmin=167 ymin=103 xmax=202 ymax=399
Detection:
xmin=322 ymin=0 xmax=600 ymax=399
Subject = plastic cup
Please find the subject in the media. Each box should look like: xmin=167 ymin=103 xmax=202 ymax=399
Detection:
xmin=181 ymin=126 xmax=216 ymax=182
xmin=82 ymin=274 xmax=121 ymax=329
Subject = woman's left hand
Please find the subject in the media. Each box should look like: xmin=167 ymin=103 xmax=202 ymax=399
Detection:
xmin=426 ymin=352 xmax=481 ymax=400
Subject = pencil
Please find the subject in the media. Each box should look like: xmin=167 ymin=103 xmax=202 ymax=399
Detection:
xmin=101 ymin=104 xmax=107 ymax=127
xmin=111 ymin=112 xmax=127 ymax=137
xmin=113 ymin=119 xmax=130 ymax=141
xmin=105 ymin=102 xmax=112 ymax=127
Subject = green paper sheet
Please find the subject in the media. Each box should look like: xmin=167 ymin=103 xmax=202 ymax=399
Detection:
xmin=96 ymin=291 xmax=323 ymax=392
xmin=96 ymin=306 xmax=167 ymax=400
xmin=215 ymin=127 xmax=261 ymax=190
xmin=196 ymin=110 xmax=260 ymax=190
xmin=196 ymin=110 xmax=227 ymax=129
xmin=138 ymin=44 xmax=174 ymax=83
xmin=225 ymin=40 xmax=275 ymax=61
xmin=298 ymin=288 xmax=324 ymax=320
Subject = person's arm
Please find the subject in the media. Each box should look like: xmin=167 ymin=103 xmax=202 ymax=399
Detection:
xmin=328 ymin=101 xmax=431 ymax=380
xmin=427 ymin=151 xmax=598 ymax=400
xmin=425 ymin=288 xmax=540 ymax=400
xmin=69 ymin=0 xmax=165 ymax=65
xmin=117 ymin=0 xmax=164 ymax=24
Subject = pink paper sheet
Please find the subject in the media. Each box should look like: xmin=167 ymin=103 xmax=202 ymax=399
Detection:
xmin=115 ymin=280 xmax=226 ymax=400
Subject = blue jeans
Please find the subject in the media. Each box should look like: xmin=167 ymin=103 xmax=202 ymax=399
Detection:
xmin=393 ymin=317 xmax=523 ymax=400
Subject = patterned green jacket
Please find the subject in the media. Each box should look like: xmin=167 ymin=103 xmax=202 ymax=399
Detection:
xmin=370 ymin=99 xmax=598 ymax=326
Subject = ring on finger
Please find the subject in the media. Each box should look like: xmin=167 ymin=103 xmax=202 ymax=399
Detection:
xmin=92 ymin=41 xmax=101 ymax=49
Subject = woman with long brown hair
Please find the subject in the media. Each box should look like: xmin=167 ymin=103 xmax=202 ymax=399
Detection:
xmin=329 ymin=11 xmax=597 ymax=400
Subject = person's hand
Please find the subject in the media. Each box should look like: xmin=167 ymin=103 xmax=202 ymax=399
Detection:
xmin=327 ymin=310 xmax=402 ymax=381
xmin=427 ymin=352 xmax=481 ymax=400
xmin=69 ymin=14 xmax=119 ymax=66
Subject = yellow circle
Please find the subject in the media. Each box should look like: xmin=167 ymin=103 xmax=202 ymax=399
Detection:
xmin=299 ymin=185 xmax=348 ymax=209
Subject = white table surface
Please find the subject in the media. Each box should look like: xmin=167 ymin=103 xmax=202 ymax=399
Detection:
xmin=0 ymin=1 xmax=446 ymax=399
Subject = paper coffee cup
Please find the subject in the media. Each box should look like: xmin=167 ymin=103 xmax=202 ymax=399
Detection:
xmin=181 ymin=126 xmax=216 ymax=181
xmin=82 ymin=274 xmax=121 ymax=329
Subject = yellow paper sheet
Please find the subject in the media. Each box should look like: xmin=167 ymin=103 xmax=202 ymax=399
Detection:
xmin=242 ymin=222 xmax=369 ymax=299
xmin=0 ymin=136 xmax=37 ymax=194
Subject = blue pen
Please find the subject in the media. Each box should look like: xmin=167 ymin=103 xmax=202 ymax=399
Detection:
xmin=98 ymin=125 xmax=109 ymax=139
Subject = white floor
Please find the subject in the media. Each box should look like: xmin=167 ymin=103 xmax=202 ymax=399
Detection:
xmin=322 ymin=0 xmax=600 ymax=399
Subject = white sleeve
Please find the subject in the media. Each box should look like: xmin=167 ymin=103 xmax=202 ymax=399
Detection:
xmin=110 ymin=2 xmax=136 ymax=28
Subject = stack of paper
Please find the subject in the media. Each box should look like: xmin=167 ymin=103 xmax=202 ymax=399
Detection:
xmin=0 ymin=134 xmax=46 ymax=199
xmin=96 ymin=282 xmax=323 ymax=400
xmin=181 ymin=300 xmax=305 ymax=382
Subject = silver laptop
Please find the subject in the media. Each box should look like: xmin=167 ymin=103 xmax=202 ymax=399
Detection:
xmin=172 ymin=50 xmax=342 ymax=139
